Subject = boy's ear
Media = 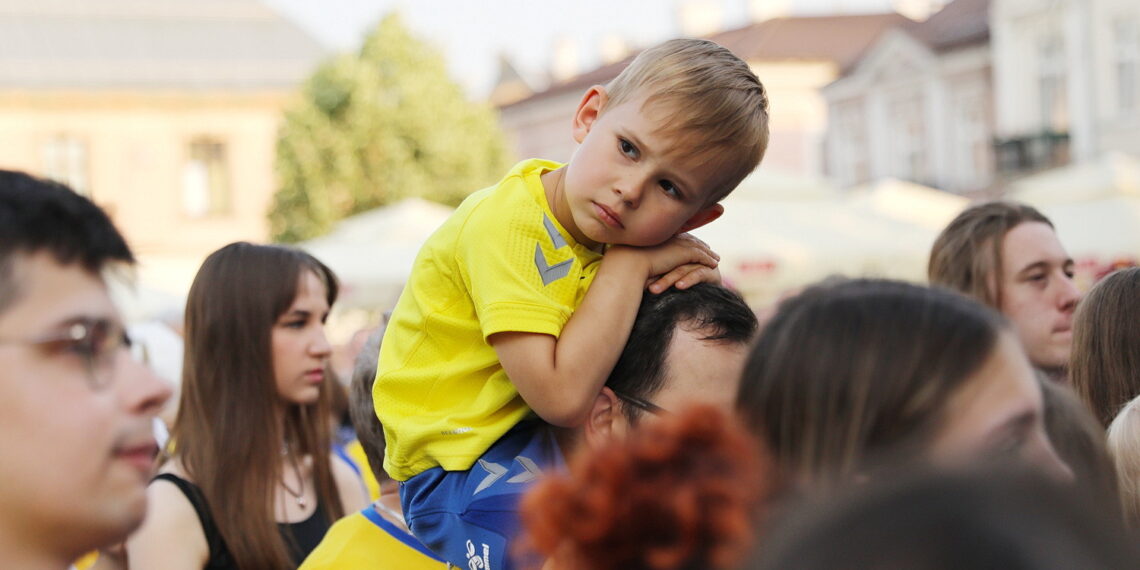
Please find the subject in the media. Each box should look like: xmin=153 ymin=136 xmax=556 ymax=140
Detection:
xmin=678 ymin=203 xmax=724 ymax=233
xmin=572 ymin=86 xmax=608 ymax=145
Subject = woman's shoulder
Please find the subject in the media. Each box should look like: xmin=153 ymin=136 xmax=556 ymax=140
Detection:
xmin=126 ymin=459 xmax=211 ymax=569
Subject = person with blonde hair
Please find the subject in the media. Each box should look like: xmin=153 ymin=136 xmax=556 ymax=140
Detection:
xmin=929 ymin=202 xmax=1079 ymax=378
xmin=1107 ymin=395 xmax=1140 ymax=527
xmin=127 ymin=243 xmax=368 ymax=569
xmin=1070 ymin=267 xmax=1140 ymax=427
xmin=375 ymin=38 xmax=769 ymax=568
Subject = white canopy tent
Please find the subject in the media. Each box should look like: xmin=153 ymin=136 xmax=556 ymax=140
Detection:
xmin=692 ymin=170 xmax=967 ymax=305
xmin=1009 ymin=152 xmax=1140 ymax=264
xmin=299 ymin=198 xmax=454 ymax=311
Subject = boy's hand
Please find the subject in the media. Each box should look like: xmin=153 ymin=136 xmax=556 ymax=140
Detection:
xmin=609 ymin=232 xmax=719 ymax=279
xmin=647 ymin=262 xmax=722 ymax=293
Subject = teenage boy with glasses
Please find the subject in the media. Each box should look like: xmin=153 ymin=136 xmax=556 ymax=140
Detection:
xmin=0 ymin=170 xmax=171 ymax=569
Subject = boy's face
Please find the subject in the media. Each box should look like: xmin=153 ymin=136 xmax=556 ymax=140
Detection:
xmin=550 ymin=86 xmax=725 ymax=249
xmin=0 ymin=252 xmax=171 ymax=560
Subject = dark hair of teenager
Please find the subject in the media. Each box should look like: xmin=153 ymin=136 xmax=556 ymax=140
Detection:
xmin=171 ymin=242 xmax=344 ymax=568
xmin=748 ymin=465 xmax=1140 ymax=570
xmin=348 ymin=328 xmax=386 ymax=483
xmin=520 ymin=405 xmax=776 ymax=570
xmin=737 ymin=278 xmax=1008 ymax=488
xmin=1070 ymin=267 xmax=1140 ymax=427
xmin=928 ymin=201 xmax=1052 ymax=308
xmin=607 ymin=283 xmax=757 ymax=424
xmin=0 ymin=170 xmax=133 ymax=313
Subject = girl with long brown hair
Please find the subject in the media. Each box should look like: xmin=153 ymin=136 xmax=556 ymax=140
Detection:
xmin=127 ymin=242 xmax=367 ymax=568
xmin=1070 ymin=267 xmax=1140 ymax=428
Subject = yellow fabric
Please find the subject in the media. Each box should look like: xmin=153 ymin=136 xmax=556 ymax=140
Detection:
xmin=343 ymin=439 xmax=381 ymax=501
xmin=298 ymin=509 xmax=447 ymax=569
xmin=375 ymin=159 xmax=602 ymax=480
xmin=73 ymin=551 xmax=98 ymax=569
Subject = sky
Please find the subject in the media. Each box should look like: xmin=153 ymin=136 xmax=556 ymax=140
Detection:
xmin=261 ymin=0 xmax=899 ymax=99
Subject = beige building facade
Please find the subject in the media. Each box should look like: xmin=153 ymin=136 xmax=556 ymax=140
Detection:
xmin=0 ymin=0 xmax=325 ymax=294
xmin=823 ymin=0 xmax=993 ymax=194
xmin=991 ymin=0 xmax=1140 ymax=173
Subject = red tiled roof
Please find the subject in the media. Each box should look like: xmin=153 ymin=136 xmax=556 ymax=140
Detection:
xmin=903 ymin=0 xmax=990 ymax=52
xmin=502 ymin=12 xmax=908 ymax=109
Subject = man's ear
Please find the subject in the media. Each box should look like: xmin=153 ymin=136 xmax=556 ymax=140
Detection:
xmin=678 ymin=203 xmax=724 ymax=233
xmin=584 ymin=387 xmax=625 ymax=449
xmin=572 ymin=86 xmax=608 ymax=145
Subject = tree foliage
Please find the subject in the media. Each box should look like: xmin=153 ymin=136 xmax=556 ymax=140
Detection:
xmin=270 ymin=13 xmax=513 ymax=242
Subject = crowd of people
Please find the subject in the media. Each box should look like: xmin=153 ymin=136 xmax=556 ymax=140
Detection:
xmin=3 ymin=36 xmax=1140 ymax=570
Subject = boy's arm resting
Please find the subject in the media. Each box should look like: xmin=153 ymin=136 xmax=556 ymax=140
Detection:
xmin=490 ymin=237 xmax=718 ymax=427
xmin=648 ymin=262 xmax=722 ymax=293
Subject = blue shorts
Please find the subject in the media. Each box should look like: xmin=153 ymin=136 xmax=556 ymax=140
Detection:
xmin=399 ymin=420 xmax=565 ymax=570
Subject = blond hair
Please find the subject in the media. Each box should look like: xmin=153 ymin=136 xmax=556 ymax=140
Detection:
xmin=604 ymin=38 xmax=769 ymax=202
xmin=929 ymin=201 xmax=1052 ymax=309
xmin=1107 ymin=395 xmax=1140 ymax=527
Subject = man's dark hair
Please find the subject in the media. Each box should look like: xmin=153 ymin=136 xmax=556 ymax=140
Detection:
xmin=607 ymin=283 xmax=758 ymax=423
xmin=0 ymin=170 xmax=133 ymax=312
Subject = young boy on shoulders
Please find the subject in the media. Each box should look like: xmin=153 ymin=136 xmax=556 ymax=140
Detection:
xmin=374 ymin=37 xmax=770 ymax=569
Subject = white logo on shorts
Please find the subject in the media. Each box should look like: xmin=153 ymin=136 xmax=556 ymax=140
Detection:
xmin=466 ymin=539 xmax=491 ymax=570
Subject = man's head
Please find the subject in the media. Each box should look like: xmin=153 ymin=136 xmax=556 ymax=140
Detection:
xmin=0 ymin=171 xmax=171 ymax=566
xmin=349 ymin=327 xmax=387 ymax=483
xmin=581 ymin=284 xmax=758 ymax=445
xmin=929 ymin=201 xmax=1079 ymax=372
xmin=552 ymin=39 xmax=769 ymax=250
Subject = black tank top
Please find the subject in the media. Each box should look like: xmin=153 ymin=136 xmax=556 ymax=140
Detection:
xmin=152 ymin=472 xmax=332 ymax=569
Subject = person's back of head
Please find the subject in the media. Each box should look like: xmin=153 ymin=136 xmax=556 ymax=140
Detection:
xmin=606 ymin=283 xmax=757 ymax=425
xmin=603 ymin=38 xmax=769 ymax=202
xmin=1071 ymin=267 xmax=1140 ymax=427
xmin=520 ymin=405 xmax=775 ymax=570
xmin=348 ymin=328 xmax=387 ymax=483
xmin=749 ymin=466 xmax=1140 ymax=570
xmin=928 ymin=201 xmax=1052 ymax=308
xmin=737 ymin=278 xmax=1067 ymax=489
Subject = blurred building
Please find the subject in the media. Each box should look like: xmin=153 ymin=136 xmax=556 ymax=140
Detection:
xmin=496 ymin=12 xmax=906 ymax=177
xmin=0 ymin=0 xmax=325 ymax=293
xmin=822 ymin=0 xmax=992 ymax=194
xmin=991 ymin=0 xmax=1140 ymax=177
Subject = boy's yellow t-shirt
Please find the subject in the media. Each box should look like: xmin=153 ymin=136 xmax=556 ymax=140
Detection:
xmin=374 ymin=159 xmax=602 ymax=481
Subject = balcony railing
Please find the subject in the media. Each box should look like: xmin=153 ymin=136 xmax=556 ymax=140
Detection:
xmin=993 ymin=130 xmax=1071 ymax=175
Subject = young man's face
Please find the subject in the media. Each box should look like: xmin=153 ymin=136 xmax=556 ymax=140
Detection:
xmin=549 ymin=87 xmax=725 ymax=250
xmin=0 ymin=252 xmax=170 ymax=561
xmin=996 ymin=222 xmax=1080 ymax=371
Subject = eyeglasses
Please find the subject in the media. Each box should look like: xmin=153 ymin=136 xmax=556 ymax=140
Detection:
xmin=612 ymin=389 xmax=667 ymax=417
xmin=0 ymin=318 xmax=132 ymax=390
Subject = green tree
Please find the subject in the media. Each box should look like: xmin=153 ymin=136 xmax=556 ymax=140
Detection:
xmin=270 ymin=13 xmax=513 ymax=242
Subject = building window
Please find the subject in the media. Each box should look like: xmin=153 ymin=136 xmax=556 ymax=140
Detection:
xmin=1116 ymin=19 xmax=1139 ymax=114
xmin=951 ymin=90 xmax=992 ymax=189
xmin=1038 ymin=35 xmax=1068 ymax=131
xmin=182 ymin=138 xmax=230 ymax=218
xmin=888 ymin=94 xmax=926 ymax=182
xmin=42 ymin=135 xmax=89 ymax=196
xmin=833 ymin=102 xmax=869 ymax=187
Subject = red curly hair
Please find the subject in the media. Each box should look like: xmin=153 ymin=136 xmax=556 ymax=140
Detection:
xmin=519 ymin=405 xmax=776 ymax=570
